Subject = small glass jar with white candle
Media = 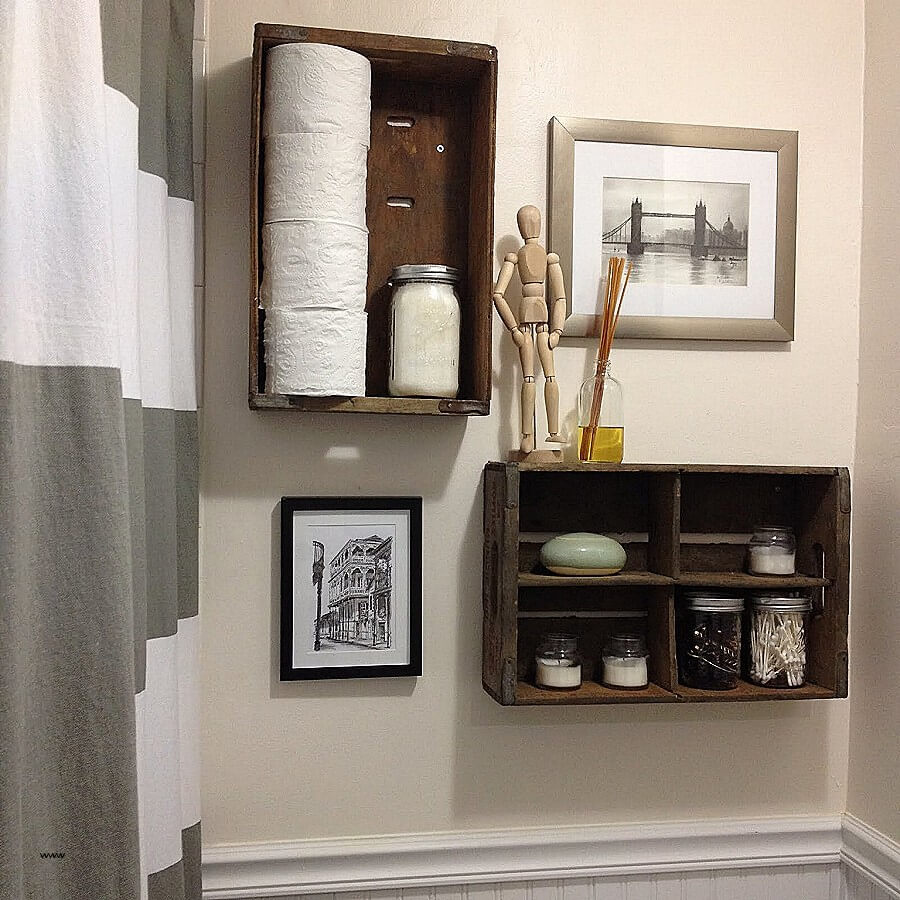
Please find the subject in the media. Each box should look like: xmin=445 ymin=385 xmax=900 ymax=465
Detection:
xmin=748 ymin=594 xmax=811 ymax=688
xmin=747 ymin=526 xmax=796 ymax=575
xmin=388 ymin=264 xmax=461 ymax=398
xmin=535 ymin=634 xmax=582 ymax=690
xmin=601 ymin=634 xmax=649 ymax=689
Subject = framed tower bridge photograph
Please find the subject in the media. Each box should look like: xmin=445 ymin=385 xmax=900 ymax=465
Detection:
xmin=548 ymin=117 xmax=798 ymax=341
xmin=280 ymin=497 xmax=423 ymax=680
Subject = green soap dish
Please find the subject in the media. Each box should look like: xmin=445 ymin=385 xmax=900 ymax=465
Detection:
xmin=539 ymin=532 xmax=627 ymax=575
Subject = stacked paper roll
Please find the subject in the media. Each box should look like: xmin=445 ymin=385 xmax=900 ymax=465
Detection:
xmin=264 ymin=308 xmax=367 ymax=396
xmin=262 ymin=42 xmax=370 ymax=396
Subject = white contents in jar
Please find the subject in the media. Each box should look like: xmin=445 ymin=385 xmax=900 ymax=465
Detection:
xmin=748 ymin=545 xmax=796 ymax=575
xmin=601 ymin=655 xmax=648 ymax=688
xmin=389 ymin=280 xmax=460 ymax=398
xmin=535 ymin=658 xmax=582 ymax=689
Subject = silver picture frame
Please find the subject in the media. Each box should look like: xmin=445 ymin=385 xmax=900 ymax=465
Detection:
xmin=548 ymin=117 xmax=798 ymax=341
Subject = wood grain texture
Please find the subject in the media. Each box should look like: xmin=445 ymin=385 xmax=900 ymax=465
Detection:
xmin=518 ymin=572 xmax=672 ymax=587
xmin=515 ymin=679 xmax=678 ymax=705
xmin=249 ymin=24 xmax=496 ymax=414
xmin=249 ymin=394 xmax=489 ymax=415
xmin=678 ymin=571 xmax=829 ymax=588
xmin=674 ymin=680 xmax=835 ymax=702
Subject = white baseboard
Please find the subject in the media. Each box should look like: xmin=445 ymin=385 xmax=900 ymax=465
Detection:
xmin=201 ymin=815 xmax=842 ymax=898
xmin=842 ymin=814 xmax=900 ymax=898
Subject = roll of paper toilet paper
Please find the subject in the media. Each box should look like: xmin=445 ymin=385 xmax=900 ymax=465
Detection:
xmin=260 ymin=220 xmax=368 ymax=310
xmin=265 ymin=307 xmax=367 ymax=396
xmin=263 ymin=42 xmax=371 ymax=146
xmin=263 ymin=132 xmax=367 ymax=227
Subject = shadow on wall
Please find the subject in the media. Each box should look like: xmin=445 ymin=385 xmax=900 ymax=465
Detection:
xmin=493 ymin=234 xmax=520 ymax=455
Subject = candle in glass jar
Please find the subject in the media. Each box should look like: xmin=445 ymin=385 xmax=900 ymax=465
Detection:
xmin=747 ymin=526 xmax=796 ymax=575
xmin=535 ymin=658 xmax=582 ymax=688
xmin=748 ymin=545 xmax=796 ymax=575
xmin=600 ymin=633 xmax=649 ymax=689
xmin=602 ymin=655 xmax=648 ymax=688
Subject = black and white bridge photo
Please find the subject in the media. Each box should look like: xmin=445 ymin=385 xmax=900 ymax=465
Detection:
xmin=601 ymin=177 xmax=750 ymax=287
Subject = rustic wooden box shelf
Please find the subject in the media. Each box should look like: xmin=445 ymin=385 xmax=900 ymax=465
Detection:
xmin=482 ymin=461 xmax=850 ymax=706
xmin=249 ymin=24 xmax=497 ymax=415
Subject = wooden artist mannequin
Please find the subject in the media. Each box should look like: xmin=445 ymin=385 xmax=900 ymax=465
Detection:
xmin=492 ymin=205 xmax=567 ymax=457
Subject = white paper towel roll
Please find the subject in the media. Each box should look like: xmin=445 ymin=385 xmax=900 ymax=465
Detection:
xmin=263 ymin=132 xmax=367 ymax=227
xmin=264 ymin=43 xmax=371 ymax=146
xmin=260 ymin=221 xmax=368 ymax=310
xmin=265 ymin=307 xmax=367 ymax=396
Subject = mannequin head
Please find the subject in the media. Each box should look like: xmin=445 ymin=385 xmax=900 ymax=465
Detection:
xmin=517 ymin=205 xmax=541 ymax=242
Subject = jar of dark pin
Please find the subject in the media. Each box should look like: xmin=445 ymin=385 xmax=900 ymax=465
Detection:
xmin=678 ymin=593 xmax=744 ymax=690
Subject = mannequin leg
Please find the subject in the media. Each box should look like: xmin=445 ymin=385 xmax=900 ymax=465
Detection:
xmin=536 ymin=326 xmax=561 ymax=440
xmin=517 ymin=327 xmax=536 ymax=453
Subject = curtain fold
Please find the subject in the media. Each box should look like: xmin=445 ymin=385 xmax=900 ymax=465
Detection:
xmin=1 ymin=2 xmax=200 ymax=898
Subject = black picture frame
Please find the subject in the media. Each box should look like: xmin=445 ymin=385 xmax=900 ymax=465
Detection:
xmin=280 ymin=497 xmax=422 ymax=680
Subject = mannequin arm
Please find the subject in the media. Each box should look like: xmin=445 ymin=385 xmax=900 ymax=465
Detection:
xmin=492 ymin=253 xmax=521 ymax=333
xmin=547 ymin=253 xmax=567 ymax=345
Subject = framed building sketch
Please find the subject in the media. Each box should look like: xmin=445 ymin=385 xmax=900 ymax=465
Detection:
xmin=548 ymin=117 xmax=798 ymax=340
xmin=280 ymin=497 xmax=422 ymax=680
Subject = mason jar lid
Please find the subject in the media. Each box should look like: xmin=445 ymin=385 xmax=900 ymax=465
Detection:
xmin=685 ymin=592 xmax=744 ymax=613
xmin=752 ymin=525 xmax=794 ymax=533
xmin=390 ymin=264 xmax=460 ymax=285
xmin=750 ymin=594 xmax=812 ymax=612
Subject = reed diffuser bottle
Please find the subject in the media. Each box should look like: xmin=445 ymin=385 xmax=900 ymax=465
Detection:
xmin=577 ymin=255 xmax=631 ymax=463
xmin=577 ymin=359 xmax=624 ymax=462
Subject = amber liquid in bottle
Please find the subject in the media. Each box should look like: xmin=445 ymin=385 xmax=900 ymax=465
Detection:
xmin=577 ymin=426 xmax=624 ymax=463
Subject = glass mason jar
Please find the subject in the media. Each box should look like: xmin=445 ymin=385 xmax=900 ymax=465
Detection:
xmin=678 ymin=593 xmax=744 ymax=690
xmin=748 ymin=594 xmax=811 ymax=688
xmin=747 ymin=526 xmax=796 ymax=576
xmin=535 ymin=633 xmax=582 ymax=690
xmin=601 ymin=633 xmax=649 ymax=689
xmin=388 ymin=264 xmax=461 ymax=399
xmin=577 ymin=359 xmax=624 ymax=462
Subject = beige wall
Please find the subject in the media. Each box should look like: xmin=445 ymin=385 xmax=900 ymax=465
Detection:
xmin=201 ymin=0 xmax=863 ymax=844
xmin=846 ymin=1 xmax=900 ymax=844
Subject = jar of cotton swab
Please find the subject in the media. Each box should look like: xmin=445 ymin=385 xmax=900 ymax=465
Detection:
xmin=748 ymin=594 xmax=811 ymax=688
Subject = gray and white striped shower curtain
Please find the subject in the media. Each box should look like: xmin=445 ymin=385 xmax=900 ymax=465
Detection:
xmin=1 ymin=1 xmax=200 ymax=898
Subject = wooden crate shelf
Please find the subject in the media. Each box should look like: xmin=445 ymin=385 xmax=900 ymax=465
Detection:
xmin=249 ymin=24 xmax=497 ymax=415
xmin=518 ymin=572 xmax=674 ymax=587
xmin=483 ymin=461 xmax=850 ymax=706
xmin=677 ymin=571 xmax=829 ymax=589
xmin=674 ymin=680 xmax=836 ymax=703
xmin=512 ymin=680 xmax=678 ymax=706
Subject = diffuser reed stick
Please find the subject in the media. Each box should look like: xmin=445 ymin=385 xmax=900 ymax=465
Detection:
xmin=579 ymin=256 xmax=632 ymax=461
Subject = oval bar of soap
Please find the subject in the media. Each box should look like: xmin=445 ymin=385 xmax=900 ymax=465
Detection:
xmin=539 ymin=532 xmax=627 ymax=576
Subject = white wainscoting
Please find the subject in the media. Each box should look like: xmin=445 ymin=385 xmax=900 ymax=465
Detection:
xmin=202 ymin=814 xmax=899 ymax=900
xmin=841 ymin=816 xmax=900 ymax=899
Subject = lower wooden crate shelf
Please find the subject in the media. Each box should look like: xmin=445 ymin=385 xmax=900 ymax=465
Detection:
xmin=249 ymin=393 xmax=489 ymax=416
xmin=482 ymin=461 xmax=851 ymax=707
xmin=674 ymin=680 xmax=836 ymax=702
xmin=507 ymin=679 xmax=835 ymax=706
xmin=514 ymin=680 xmax=678 ymax=705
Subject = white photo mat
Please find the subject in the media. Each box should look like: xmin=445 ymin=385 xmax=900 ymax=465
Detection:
xmin=291 ymin=510 xmax=411 ymax=669
xmin=572 ymin=142 xmax=777 ymax=320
